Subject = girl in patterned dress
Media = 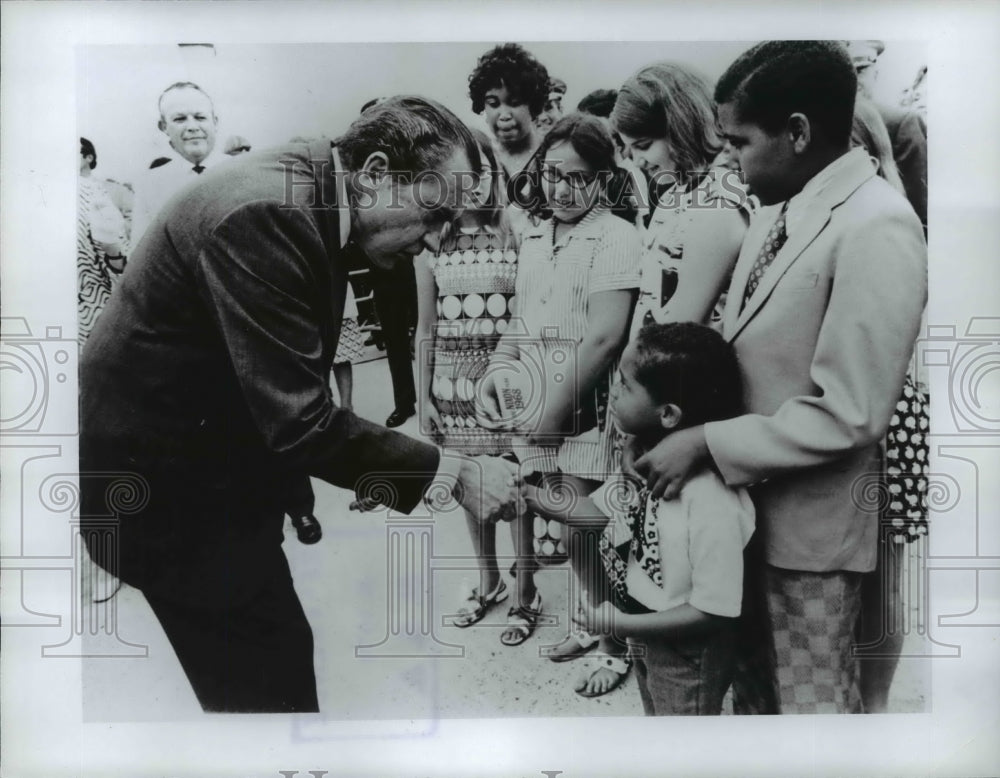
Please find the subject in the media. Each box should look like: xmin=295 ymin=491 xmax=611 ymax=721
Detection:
xmin=479 ymin=115 xmax=641 ymax=685
xmin=415 ymin=132 xmax=520 ymax=627
xmin=78 ymin=137 xmax=128 ymax=348
xmin=610 ymin=63 xmax=752 ymax=337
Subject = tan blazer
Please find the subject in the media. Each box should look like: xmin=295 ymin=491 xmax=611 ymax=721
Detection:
xmin=704 ymin=150 xmax=927 ymax=572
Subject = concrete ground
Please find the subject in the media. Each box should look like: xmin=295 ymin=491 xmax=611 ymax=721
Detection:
xmin=82 ymin=356 xmax=930 ymax=721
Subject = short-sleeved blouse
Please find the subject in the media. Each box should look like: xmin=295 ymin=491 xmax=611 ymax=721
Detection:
xmin=510 ymin=206 xmax=641 ymax=477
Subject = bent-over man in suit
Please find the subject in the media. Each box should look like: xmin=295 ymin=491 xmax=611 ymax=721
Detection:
xmin=80 ymin=96 xmax=516 ymax=713
xmin=632 ymin=42 xmax=926 ymax=713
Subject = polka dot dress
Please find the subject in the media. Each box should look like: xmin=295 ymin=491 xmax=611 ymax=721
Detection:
xmin=883 ymin=375 xmax=929 ymax=543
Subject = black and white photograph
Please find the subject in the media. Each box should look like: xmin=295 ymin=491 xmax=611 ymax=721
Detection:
xmin=2 ymin=2 xmax=999 ymax=777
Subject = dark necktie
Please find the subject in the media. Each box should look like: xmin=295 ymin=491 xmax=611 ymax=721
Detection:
xmin=741 ymin=203 xmax=788 ymax=311
xmin=193 ymin=164 xmax=205 ymax=174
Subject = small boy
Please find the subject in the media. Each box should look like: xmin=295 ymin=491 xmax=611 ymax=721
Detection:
xmin=629 ymin=41 xmax=927 ymax=713
xmin=524 ymin=322 xmax=755 ymax=715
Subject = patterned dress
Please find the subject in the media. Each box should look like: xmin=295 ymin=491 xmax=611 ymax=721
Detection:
xmin=77 ymin=177 xmax=122 ymax=347
xmin=632 ymin=169 xmax=752 ymax=338
xmin=426 ymin=225 xmax=518 ymax=454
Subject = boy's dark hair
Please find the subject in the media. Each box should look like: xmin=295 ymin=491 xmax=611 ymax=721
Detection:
xmin=632 ymin=322 xmax=743 ymax=427
xmin=468 ymin=43 xmax=551 ymax=118
xmin=577 ymin=88 xmax=618 ymax=118
xmin=714 ymin=41 xmax=858 ymax=147
xmin=80 ymin=137 xmax=97 ymax=169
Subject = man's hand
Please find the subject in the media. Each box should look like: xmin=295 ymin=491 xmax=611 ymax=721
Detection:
xmin=633 ymin=424 xmax=710 ymax=500
xmin=455 ymin=454 xmax=518 ymax=523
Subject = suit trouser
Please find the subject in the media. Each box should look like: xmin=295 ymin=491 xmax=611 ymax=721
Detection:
xmin=370 ymin=262 xmax=416 ymax=411
xmin=143 ymin=548 xmax=319 ymax=713
xmin=732 ymin=542 xmax=864 ymax=715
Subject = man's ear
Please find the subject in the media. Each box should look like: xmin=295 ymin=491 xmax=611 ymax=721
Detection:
xmin=787 ymin=112 xmax=811 ymax=154
xmin=660 ymin=403 xmax=683 ymax=431
xmin=157 ymin=118 xmax=167 ymax=133
xmin=360 ymin=152 xmax=391 ymax=185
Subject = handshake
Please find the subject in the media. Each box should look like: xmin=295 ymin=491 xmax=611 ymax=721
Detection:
xmin=442 ymin=451 xmax=523 ymax=525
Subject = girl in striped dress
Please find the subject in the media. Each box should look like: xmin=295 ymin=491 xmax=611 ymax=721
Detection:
xmin=479 ymin=115 xmax=641 ymax=685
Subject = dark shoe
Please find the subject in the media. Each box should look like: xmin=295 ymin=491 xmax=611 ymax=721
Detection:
xmin=385 ymin=406 xmax=415 ymax=428
xmin=291 ymin=513 xmax=322 ymax=545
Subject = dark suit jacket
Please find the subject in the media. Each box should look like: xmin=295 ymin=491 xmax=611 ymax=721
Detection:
xmin=80 ymin=138 xmax=439 ymax=604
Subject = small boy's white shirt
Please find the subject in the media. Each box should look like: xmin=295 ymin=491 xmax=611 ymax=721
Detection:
xmin=592 ymin=469 xmax=755 ymax=618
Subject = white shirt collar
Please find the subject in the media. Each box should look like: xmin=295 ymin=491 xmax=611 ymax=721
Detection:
xmin=164 ymin=145 xmax=215 ymax=173
xmin=331 ymin=146 xmax=351 ymax=249
xmin=785 ymin=147 xmax=870 ymax=236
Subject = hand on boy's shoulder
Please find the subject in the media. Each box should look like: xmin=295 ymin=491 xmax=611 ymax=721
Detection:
xmin=634 ymin=425 xmax=710 ymax=500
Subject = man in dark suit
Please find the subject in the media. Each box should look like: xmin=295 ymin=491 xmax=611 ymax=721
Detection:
xmin=80 ymin=96 xmax=516 ymax=713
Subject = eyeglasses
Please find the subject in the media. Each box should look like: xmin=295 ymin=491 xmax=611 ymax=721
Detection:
xmin=540 ymin=165 xmax=600 ymax=190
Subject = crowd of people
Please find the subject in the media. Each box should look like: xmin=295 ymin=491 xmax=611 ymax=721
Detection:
xmin=78 ymin=39 xmax=928 ymax=716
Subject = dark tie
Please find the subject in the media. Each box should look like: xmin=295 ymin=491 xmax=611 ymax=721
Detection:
xmin=193 ymin=164 xmax=205 ymax=174
xmin=741 ymin=203 xmax=788 ymax=311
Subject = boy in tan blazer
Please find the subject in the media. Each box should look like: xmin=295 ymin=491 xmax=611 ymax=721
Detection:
xmin=632 ymin=41 xmax=926 ymax=713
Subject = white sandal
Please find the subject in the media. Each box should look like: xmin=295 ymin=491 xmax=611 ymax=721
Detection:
xmin=451 ymin=579 xmax=508 ymax=628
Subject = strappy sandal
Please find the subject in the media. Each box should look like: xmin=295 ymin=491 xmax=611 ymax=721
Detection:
xmin=451 ymin=579 xmax=509 ymax=628
xmin=574 ymin=653 xmax=631 ymax=698
xmin=542 ymin=628 xmax=598 ymax=663
xmin=499 ymin=591 xmax=543 ymax=647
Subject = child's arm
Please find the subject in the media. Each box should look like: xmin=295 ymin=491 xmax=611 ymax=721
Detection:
xmin=522 ymin=483 xmax=608 ymax=530
xmin=648 ymin=204 xmax=747 ymax=326
xmin=529 ymin=288 xmax=634 ymax=440
xmin=575 ymin=599 xmax=733 ymax=642
xmin=413 ymin=253 xmax=441 ymax=434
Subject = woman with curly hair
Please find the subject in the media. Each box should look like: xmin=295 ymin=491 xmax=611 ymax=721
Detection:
xmin=468 ymin=43 xmax=551 ymax=205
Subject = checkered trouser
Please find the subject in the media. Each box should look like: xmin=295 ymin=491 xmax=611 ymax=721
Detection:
xmin=733 ymin=566 xmax=864 ymax=714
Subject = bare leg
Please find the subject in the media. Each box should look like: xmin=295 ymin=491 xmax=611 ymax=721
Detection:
xmin=510 ymin=506 xmax=538 ymax=608
xmin=332 ymin=362 xmax=353 ymax=411
xmin=463 ymin=507 xmax=500 ymax=596
xmin=858 ymin=539 xmax=904 ymax=713
xmin=558 ymin=473 xmax=610 ymax=613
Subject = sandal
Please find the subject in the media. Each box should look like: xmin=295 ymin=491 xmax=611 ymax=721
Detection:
xmin=542 ymin=628 xmax=598 ymax=663
xmin=451 ymin=579 xmax=508 ymax=628
xmin=499 ymin=591 xmax=543 ymax=647
xmin=574 ymin=653 xmax=630 ymax=698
